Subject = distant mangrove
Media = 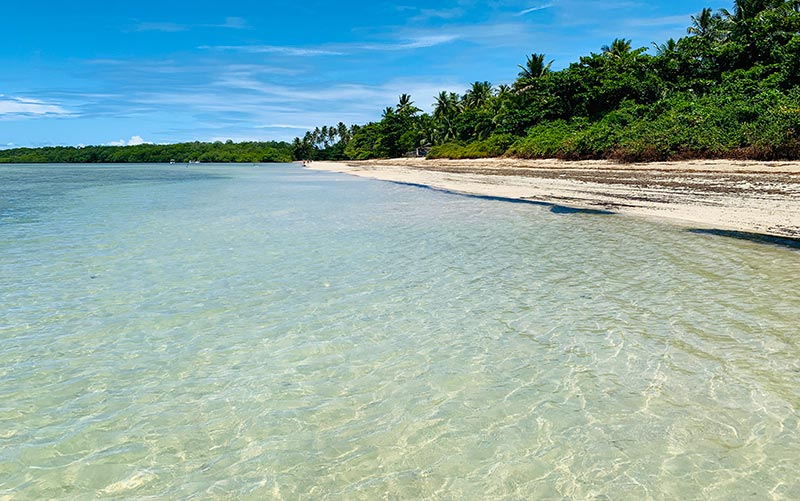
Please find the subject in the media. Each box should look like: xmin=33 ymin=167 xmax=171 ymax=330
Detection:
xmin=0 ymin=140 xmax=294 ymax=164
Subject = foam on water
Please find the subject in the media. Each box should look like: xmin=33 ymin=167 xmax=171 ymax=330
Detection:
xmin=1 ymin=164 xmax=799 ymax=499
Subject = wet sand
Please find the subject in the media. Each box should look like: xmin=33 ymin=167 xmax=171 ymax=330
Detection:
xmin=304 ymin=158 xmax=800 ymax=240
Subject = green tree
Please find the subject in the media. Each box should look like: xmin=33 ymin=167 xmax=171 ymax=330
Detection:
xmin=463 ymin=81 xmax=493 ymax=110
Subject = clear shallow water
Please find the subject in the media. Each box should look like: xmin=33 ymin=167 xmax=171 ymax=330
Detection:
xmin=1 ymin=163 xmax=799 ymax=499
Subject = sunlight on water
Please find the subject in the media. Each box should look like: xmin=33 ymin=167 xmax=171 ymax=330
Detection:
xmin=1 ymin=164 xmax=799 ymax=499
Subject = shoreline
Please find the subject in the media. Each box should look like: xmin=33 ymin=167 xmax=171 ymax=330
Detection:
xmin=303 ymin=158 xmax=800 ymax=241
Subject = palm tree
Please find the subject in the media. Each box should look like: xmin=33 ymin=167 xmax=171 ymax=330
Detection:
xmin=653 ymin=38 xmax=678 ymax=56
xmin=396 ymin=93 xmax=421 ymax=116
xmin=337 ymin=122 xmax=349 ymax=143
xmin=719 ymin=0 xmax=784 ymax=22
xmin=433 ymin=91 xmax=461 ymax=120
xmin=602 ymin=38 xmax=632 ymax=58
xmin=514 ymin=53 xmax=554 ymax=95
xmin=397 ymin=93 xmax=412 ymax=109
xmin=463 ymin=81 xmax=493 ymax=109
xmin=688 ymin=7 xmax=722 ymax=39
xmin=517 ymin=53 xmax=553 ymax=80
xmin=432 ymin=91 xmax=461 ymax=143
xmin=320 ymin=125 xmax=330 ymax=147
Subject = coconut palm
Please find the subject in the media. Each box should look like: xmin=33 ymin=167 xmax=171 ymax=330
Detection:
xmin=396 ymin=93 xmax=421 ymax=116
xmin=602 ymin=38 xmax=633 ymax=58
xmin=320 ymin=125 xmax=330 ymax=147
xmin=463 ymin=81 xmax=493 ymax=110
xmin=653 ymin=38 xmax=678 ymax=56
xmin=514 ymin=53 xmax=554 ymax=95
xmin=433 ymin=91 xmax=461 ymax=120
xmin=688 ymin=7 xmax=723 ymax=39
xmin=719 ymin=0 xmax=784 ymax=21
xmin=337 ymin=122 xmax=349 ymax=143
xmin=517 ymin=53 xmax=553 ymax=80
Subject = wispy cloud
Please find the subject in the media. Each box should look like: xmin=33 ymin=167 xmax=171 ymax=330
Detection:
xmin=255 ymin=123 xmax=317 ymax=130
xmin=203 ymin=34 xmax=458 ymax=57
xmin=202 ymin=45 xmax=345 ymax=57
xmin=0 ymin=95 xmax=71 ymax=117
xmin=516 ymin=3 xmax=555 ymax=16
xmin=134 ymin=17 xmax=249 ymax=32
xmin=623 ymin=14 xmax=692 ymax=27
xmin=131 ymin=76 xmax=464 ymax=131
xmin=214 ymin=17 xmax=248 ymax=29
xmin=135 ymin=22 xmax=187 ymax=32
xmin=356 ymin=35 xmax=459 ymax=51
xmin=409 ymin=8 xmax=464 ymax=22
xmin=399 ymin=22 xmax=535 ymax=50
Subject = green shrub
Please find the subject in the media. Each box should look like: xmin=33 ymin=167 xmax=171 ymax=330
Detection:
xmin=427 ymin=134 xmax=516 ymax=159
xmin=426 ymin=142 xmax=467 ymax=159
xmin=506 ymin=120 xmax=579 ymax=158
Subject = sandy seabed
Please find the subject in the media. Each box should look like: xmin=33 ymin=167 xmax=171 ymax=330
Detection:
xmin=304 ymin=158 xmax=800 ymax=240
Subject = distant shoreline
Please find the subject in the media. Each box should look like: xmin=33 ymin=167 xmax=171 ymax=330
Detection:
xmin=304 ymin=158 xmax=800 ymax=241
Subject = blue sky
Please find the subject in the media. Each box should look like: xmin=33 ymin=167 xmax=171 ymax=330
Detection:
xmin=2 ymin=0 xmax=721 ymax=147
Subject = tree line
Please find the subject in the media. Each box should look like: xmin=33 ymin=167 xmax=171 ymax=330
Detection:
xmin=0 ymin=140 xmax=294 ymax=164
xmin=295 ymin=0 xmax=800 ymax=162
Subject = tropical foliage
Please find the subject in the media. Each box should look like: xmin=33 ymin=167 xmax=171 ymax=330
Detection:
xmin=297 ymin=0 xmax=800 ymax=162
xmin=0 ymin=140 xmax=294 ymax=164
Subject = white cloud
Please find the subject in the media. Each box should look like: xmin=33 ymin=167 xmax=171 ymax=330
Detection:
xmin=107 ymin=135 xmax=148 ymax=146
xmin=0 ymin=96 xmax=70 ymax=116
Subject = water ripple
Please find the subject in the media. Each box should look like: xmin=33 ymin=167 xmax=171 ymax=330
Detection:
xmin=1 ymin=164 xmax=799 ymax=499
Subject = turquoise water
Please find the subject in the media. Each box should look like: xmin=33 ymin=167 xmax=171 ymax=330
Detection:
xmin=1 ymin=163 xmax=799 ymax=499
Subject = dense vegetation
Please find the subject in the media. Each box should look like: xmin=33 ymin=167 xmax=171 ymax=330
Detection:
xmin=0 ymin=140 xmax=294 ymax=164
xmin=296 ymin=0 xmax=800 ymax=162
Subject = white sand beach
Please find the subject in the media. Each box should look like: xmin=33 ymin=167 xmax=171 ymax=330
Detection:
xmin=305 ymin=158 xmax=800 ymax=239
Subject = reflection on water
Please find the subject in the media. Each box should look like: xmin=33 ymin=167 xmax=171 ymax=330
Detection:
xmin=1 ymin=164 xmax=799 ymax=499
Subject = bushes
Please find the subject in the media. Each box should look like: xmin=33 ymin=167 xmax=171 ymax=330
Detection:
xmin=427 ymin=134 xmax=515 ymax=159
xmin=745 ymin=88 xmax=800 ymax=159
xmin=426 ymin=143 xmax=465 ymax=159
xmin=506 ymin=120 xmax=581 ymax=158
xmin=508 ymin=88 xmax=800 ymax=162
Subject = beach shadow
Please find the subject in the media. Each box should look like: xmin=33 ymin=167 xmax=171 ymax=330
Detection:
xmin=549 ymin=205 xmax=615 ymax=216
xmin=388 ymin=181 xmax=615 ymax=215
xmin=688 ymin=229 xmax=800 ymax=250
